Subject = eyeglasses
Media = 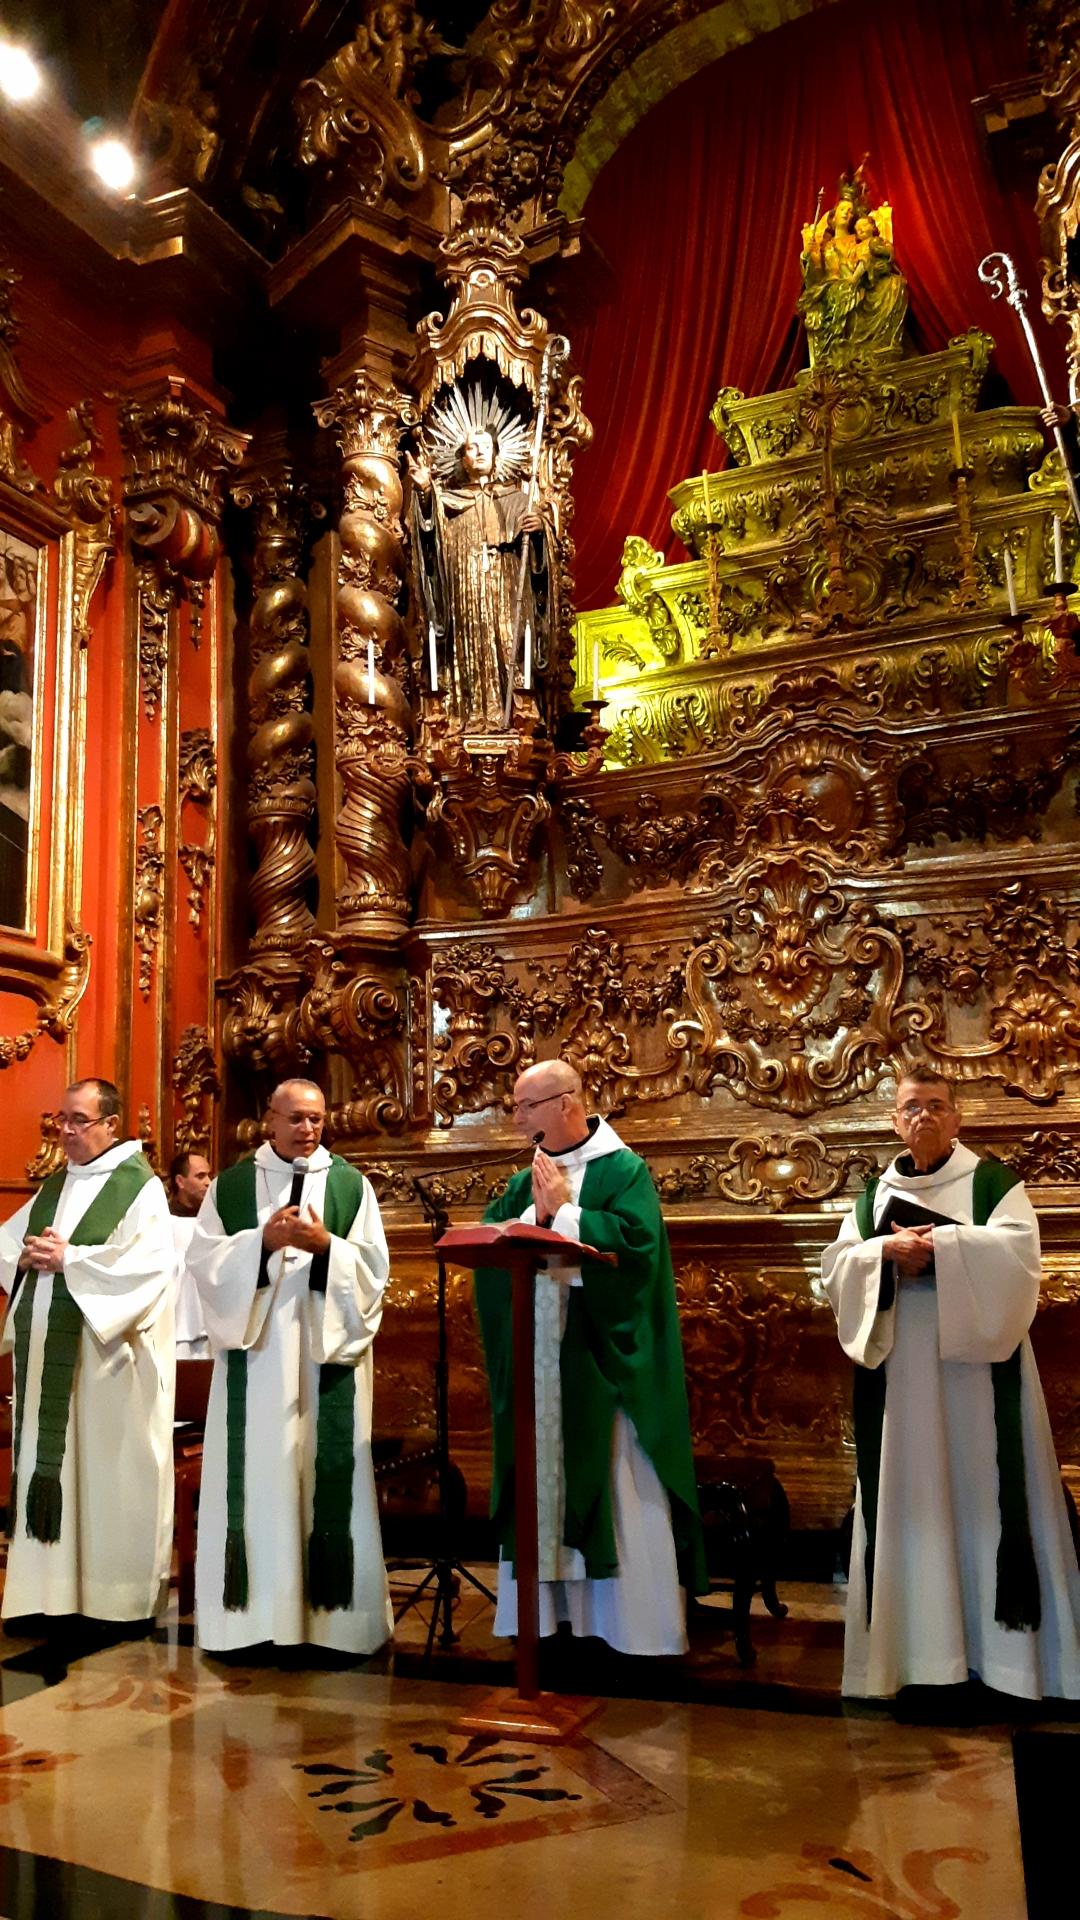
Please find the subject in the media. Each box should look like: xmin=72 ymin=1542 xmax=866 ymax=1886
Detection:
xmin=54 ymin=1112 xmax=108 ymax=1131
xmin=511 ymin=1092 xmax=568 ymax=1114
xmin=896 ymin=1100 xmax=953 ymax=1120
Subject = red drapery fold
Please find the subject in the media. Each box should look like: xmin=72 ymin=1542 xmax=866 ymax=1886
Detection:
xmin=570 ymin=0 xmax=1054 ymax=609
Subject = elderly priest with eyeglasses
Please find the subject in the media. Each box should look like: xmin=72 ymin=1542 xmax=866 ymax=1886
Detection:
xmin=188 ymin=1078 xmax=393 ymax=1657
xmin=0 ymin=1078 xmax=176 ymax=1626
xmin=823 ymin=1059 xmax=1080 ymax=1701
xmin=475 ymin=1058 xmax=707 ymax=1657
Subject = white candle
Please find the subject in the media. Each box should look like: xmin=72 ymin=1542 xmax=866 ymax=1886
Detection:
xmin=1003 ymin=544 xmax=1019 ymax=617
xmin=367 ymin=639 xmax=375 ymax=705
xmin=1054 ymin=514 xmax=1065 ymax=582
xmin=428 ymin=621 xmax=438 ymax=693
xmin=592 ymin=641 xmax=600 ymax=702
xmin=523 ymin=620 xmax=532 ymax=692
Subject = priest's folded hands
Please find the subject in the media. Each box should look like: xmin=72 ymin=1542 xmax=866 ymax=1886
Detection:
xmin=261 ymin=1204 xmax=331 ymax=1255
xmin=883 ymin=1220 xmax=933 ymax=1275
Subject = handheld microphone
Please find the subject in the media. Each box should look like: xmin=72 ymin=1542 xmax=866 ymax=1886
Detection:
xmin=288 ymin=1156 xmax=309 ymax=1210
xmin=531 ymin=1130 xmax=545 ymax=1147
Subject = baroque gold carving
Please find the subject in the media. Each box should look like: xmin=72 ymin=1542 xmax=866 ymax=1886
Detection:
xmin=654 ymin=1134 xmax=878 ymax=1212
xmin=314 ymin=372 xmax=416 ymax=937
xmin=0 ymin=240 xmax=46 ymax=493
xmin=172 ymin=1023 xmax=221 ymax=1156
xmin=676 ymin=1260 xmax=842 ymax=1453
xmin=418 ymin=719 xmax=553 ymax=919
xmin=296 ymin=4 xmax=449 ymax=202
xmin=431 ymin=943 xmax=535 ymax=1125
xmin=134 ymin=805 xmax=165 ymax=999
xmin=121 ymin=380 xmax=246 ymax=724
xmin=26 ymin=1113 xmax=64 ymax=1184
xmin=53 ymin=402 xmax=114 ymax=646
xmin=676 ymin=852 xmax=926 ymax=1114
xmin=1005 ymin=1130 xmax=1080 ymax=1185
xmin=178 ymin=727 xmax=216 ymax=931
xmin=0 ymin=923 xmax=92 ymax=1070
xmin=298 ymin=942 xmax=407 ymax=1132
xmin=899 ymin=881 xmax=1080 ymax=1101
xmin=232 ymin=467 xmax=319 ymax=952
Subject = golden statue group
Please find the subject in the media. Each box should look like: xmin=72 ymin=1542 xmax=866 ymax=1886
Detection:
xmin=799 ymin=163 xmax=907 ymax=365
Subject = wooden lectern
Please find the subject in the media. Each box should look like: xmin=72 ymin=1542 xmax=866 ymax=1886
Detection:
xmin=435 ymin=1221 xmax=614 ymax=1742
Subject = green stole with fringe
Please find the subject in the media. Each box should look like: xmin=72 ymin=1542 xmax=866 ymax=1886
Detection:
xmin=214 ymin=1155 xmax=366 ymax=1614
xmin=11 ymin=1153 xmax=156 ymax=1544
xmin=852 ymin=1155 xmax=1041 ymax=1634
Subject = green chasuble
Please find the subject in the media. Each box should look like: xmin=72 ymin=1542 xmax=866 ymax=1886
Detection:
xmin=475 ymin=1148 xmax=707 ymax=1595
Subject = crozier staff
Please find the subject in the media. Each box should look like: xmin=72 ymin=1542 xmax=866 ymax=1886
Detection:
xmin=188 ymin=1079 xmax=393 ymax=1657
xmin=822 ymin=1060 xmax=1080 ymax=1700
xmin=0 ymin=1077 xmax=175 ymax=1625
xmin=475 ymin=1059 xmax=706 ymax=1656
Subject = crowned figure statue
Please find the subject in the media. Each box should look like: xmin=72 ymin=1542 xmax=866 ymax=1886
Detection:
xmin=798 ymin=165 xmax=908 ymax=367
xmin=408 ymin=375 xmax=557 ymax=732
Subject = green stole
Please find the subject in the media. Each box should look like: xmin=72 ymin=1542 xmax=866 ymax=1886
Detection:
xmin=852 ymin=1155 xmax=1041 ymax=1633
xmin=11 ymin=1153 xmax=156 ymax=1544
xmin=214 ymin=1154 xmax=367 ymax=1614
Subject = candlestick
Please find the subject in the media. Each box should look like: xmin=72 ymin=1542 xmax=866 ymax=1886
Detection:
xmin=591 ymin=641 xmax=600 ymax=703
xmin=366 ymin=640 xmax=375 ymax=705
xmin=702 ymin=468 xmax=713 ymax=524
xmin=523 ymin=620 xmax=532 ymax=692
xmin=428 ymin=621 xmax=438 ymax=694
xmin=951 ymin=410 xmax=964 ymax=471
xmin=1054 ymin=514 xmax=1065 ymax=583
xmin=1003 ymin=544 xmax=1019 ymax=618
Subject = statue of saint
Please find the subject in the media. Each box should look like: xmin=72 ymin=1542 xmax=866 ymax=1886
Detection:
xmin=408 ymin=421 xmax=555 ymax=731
xmin=799 ymin=170 xmax=907 ymax=366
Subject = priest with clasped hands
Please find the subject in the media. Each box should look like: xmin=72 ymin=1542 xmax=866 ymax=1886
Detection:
xmin=188 ymin=1078 xmax=393 ymax=1657
xmin=0 ymin=1077 xmax=176 ymax=1626
xmin=475 ymin=1058 xmax=706 ymax=1656
xmin=823 ymin=1059 xmax=1080 ymax=1701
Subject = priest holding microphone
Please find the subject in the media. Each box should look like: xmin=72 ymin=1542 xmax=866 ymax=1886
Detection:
xmin=475 ymin=1059 xmax=706 ymax=1657
xmin=188 ymin=1079 xmax=393 ymax=1657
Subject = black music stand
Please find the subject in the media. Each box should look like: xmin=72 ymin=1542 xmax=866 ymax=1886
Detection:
xmin=391 ymin=1179 xmax=495 ymax=1660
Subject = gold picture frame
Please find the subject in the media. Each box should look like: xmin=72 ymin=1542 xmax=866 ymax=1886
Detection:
xmin=0 ymin=474 xmax=84 ymax=1015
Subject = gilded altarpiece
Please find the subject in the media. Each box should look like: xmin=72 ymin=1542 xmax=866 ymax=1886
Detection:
xmin=215 ymin=61 xmax=1080 ymax=1532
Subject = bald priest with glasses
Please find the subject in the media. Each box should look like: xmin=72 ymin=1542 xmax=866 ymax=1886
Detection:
xmin=0 ymin=1079 xmax=176 ymax=1625
xmin=475 ymin=1059 xmax=706 ymax=1657
xmin=823 ymin=1059 xmax=1080 ymax=1701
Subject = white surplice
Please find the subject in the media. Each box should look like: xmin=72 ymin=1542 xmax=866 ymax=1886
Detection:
xmin=188 ymin=1143 xmax=393 ymax=1654
xmin=170 ymin=1214 xmax=210 ymax=1359
xmin=0 ymin=1139 xmax=176 ymax=1620
xmin=493 ymin=1118 xmax=686 ymax=1657
xmin=822 ymin=1141 xmax=1080 ymax=1699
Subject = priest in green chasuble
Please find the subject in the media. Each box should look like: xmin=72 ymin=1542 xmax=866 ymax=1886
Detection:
xmin=0 ymin=1078 xmax=176 ymax=1623
xmin=476 ymin=1060 xmax=706 ymax=1656
xmin=823 ymin=1062 xmax=1080 ymax=1700
xmin=188 ymin=1079 xmax=393 ymax=1656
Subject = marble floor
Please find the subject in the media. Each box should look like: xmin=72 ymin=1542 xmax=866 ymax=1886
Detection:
xmin=0 ymin=1569 xmax=1048 ymax=1919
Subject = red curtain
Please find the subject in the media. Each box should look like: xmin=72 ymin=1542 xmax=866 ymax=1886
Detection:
xmin=571 ymin=0 xmax=1055 ymax=609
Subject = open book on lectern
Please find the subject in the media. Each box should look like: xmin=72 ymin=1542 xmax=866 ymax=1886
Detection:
xmin=435 ymin=1222 xmax=616 ymax=1266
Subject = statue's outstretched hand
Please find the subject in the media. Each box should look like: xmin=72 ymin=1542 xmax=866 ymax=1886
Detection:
xmin=407 ymin=451 xmax=432 ymax=492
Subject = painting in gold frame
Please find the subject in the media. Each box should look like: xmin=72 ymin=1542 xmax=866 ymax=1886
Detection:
xmin=0 ymin=476 xmax=83 ymax=1010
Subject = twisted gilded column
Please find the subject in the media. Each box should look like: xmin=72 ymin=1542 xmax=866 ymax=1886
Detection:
xmin=232 ymin=468 xmax=320 ymax=951
xmin=313 ymin=371 xmax=417 ymax=938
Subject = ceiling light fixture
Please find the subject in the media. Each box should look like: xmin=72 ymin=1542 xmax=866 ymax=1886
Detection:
xmin=89 ymin=135 xmax=137 ymax=194
xmin=0 ymin=42 xmax=41 ymax=103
